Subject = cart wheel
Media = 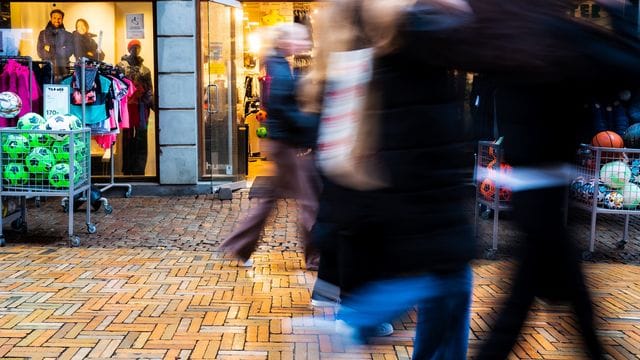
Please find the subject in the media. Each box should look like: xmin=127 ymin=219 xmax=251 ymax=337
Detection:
xmin=616 ymin=240 xmax=627 ymax=250
xmin=484 ymin=248 xmax=497 ymax=260
xmin=480 ymin=209 xmax=493 ymax=220
xmin=581 ymin=250 xmax=594 ymax=261
xmin=70 ymin=236 xmax=81 ymax=247
xmin=103 ymin=205 xmax=113 ymax=214
xmin=0 ymin=237 xmax=5 ymax=247
xmin=124 ymin=190 xmax=132 ymax=198
xmin=10 ymin=217 xmax=23 ymax=230
xmin=87 ymin=224 xmax=97 ymax=234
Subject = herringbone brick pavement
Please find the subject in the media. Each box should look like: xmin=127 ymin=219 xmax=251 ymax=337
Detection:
xmin=0 ymin=247 xmax=638 ymax=359
xmin=0 ymin=190 xmax=637 ymax=359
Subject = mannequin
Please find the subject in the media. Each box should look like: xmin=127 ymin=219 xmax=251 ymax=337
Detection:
xmin=117 ymin=39 xmax=153 ymax=175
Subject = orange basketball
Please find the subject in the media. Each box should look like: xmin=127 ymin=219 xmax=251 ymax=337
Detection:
xmin=591 ymin=131 xmax=624 ymax=148
xmin=480 ymin=178 xmax=496 ymax=201
xmin=256 ymin=110 xmax=268 ymax=123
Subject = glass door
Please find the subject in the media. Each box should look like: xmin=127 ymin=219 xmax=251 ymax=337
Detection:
xmin=200 ymin=0 xmax=242 ymax=179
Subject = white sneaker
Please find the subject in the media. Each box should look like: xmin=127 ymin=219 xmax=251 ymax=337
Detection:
xmin=240 ymin=259 xmax=253 ymax=267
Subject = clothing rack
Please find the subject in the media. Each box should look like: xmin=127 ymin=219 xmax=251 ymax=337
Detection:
xmin=79 ymin=58 xmax=132 ymax=200
xmin=0 ymin=56 xmax=33 ymax=111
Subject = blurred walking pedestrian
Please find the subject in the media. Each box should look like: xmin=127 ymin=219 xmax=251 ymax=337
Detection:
xmin=449 ymin=0 xmax=640 ymax=358
xmin=299 ymin=0 xmax=477 ymax=356
xmin=220 ymin=23 xmax=321 ymax=269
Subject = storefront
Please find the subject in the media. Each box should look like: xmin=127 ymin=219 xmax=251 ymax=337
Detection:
xmin=2 ymin=1 xmax=158 ymax=183
xmin=0 ymin=0 xmax=325 ymax=191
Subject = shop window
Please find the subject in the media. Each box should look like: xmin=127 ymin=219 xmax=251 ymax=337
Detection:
xmin=2 ymin=2 xmax=156 ymax=179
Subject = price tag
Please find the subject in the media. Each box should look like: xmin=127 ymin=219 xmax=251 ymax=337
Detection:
xmin=43 ymin=84 xmax=70 ymax=118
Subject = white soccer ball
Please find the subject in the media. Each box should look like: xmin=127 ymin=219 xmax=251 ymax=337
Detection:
xmin=600 ymin=161 xmax=631 ymax=189
xmin=0 ymin=92 xmax=22 ymax=118
xmin=44 ymin=115 xmax=72 ymax=141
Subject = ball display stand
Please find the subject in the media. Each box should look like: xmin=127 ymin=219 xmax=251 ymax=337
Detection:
xmin=571 ymin=145 xmax=640 ymax=260
xmin=0 ymin=127 xmax=95 ymax=247
xmin=474 ymin=138 xmax=513 ymax=259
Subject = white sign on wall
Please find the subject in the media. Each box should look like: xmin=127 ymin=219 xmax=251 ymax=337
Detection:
xmin=43 ymin=85 xmax=70 ymax=118
xmin=126 ymin=14 xmax=145 ymax=39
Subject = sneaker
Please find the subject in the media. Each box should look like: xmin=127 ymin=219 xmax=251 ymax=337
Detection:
xmin=240 ymin=258 xmax=253 ymax=267
xmin=334 ymin=320 xmax=394 ymax=343
xmin=370 ymin=322 xmax=394 ymax=337
xmin=310 ymin=293 xmax=340 ymax=307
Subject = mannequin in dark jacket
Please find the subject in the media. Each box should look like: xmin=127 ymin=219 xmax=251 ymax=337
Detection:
xmin=73 ymin=19 xmax=104 ymax=62
xmin=117 ymin=40 xmax=154 ymax=175
xmin=220 ymin=23 xmax=321 ymax=269
xmin=37 ymin=9 xmax=74 ymax=82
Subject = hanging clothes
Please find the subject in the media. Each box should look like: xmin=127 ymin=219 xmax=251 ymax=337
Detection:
xmin=0 ymin=59 xmax=43 ymax=126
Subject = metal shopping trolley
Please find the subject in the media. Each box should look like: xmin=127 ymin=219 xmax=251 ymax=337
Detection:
xmin=0 ymin=127 xmax=95 ymax=246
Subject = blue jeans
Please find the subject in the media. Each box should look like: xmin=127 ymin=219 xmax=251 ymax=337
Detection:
xmin=338 ymin=266 xmax=473 ymax=360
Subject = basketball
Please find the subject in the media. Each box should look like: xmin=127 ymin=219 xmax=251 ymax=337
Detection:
xmin=479 ymin=178 xmax=496 ymax=201
xmin=256 ymin=110 xmax=268 ymax=123
xmin=592 ymin=130 xmax=624 ymax=148
xmin=623 ymin=123 xmax=640 ymax=148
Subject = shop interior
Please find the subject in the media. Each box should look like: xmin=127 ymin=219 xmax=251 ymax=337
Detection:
xmin=237 ymin=2 xmax=324 ymax=183
xmin=5 ymin=2 xmax=156 ymax=179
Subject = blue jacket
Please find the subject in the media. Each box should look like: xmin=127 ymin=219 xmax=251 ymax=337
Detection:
xmin=263 ymin=54 xmax=318 ymax=148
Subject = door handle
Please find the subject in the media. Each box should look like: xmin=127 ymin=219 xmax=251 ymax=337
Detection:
xmin=207 ymin=84 xmax=219 ymax=114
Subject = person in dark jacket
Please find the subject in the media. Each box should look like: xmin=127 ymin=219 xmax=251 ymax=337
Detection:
xmin=37 ymin=9 xmax=74 ymax=82
xmin=219 ymin=23 xmax=321 ymax=269
xmin=73 ymin=19 xmax=104 ymax=62
xmin=300 ymin=0 xmax=476 ymax=357
xmin=454 ymin=0 xmax=640 ymax=358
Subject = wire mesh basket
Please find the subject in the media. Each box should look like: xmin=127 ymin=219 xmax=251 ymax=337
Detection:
xmin=572 ymin=145 xmax=640 ymax=212
xmin=474 ymin=139 xmax=513 ymax=259
xmin=572 ymin=144 xmax=640 ymax=257
xmin=475 ymin=140 xmax=513 ymax=211
xmin=0 ymin=127 xmax=90 ymax=194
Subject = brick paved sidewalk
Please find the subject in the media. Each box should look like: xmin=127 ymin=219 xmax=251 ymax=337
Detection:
xmin=0 ymin=190 xmax=637 ymax=359
xmin=1 ymin=190 xmax=638 ymax=263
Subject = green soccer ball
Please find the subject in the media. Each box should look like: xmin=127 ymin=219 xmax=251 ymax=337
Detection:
xmin=52 ymin=137 xmax=87 ymax=163
xmin=51 ymin=139 xmax=70 ymax=162
xmin=2 ymin=134 xmax=29 ymax=159
xmin=48 ymin=163 xmax=71 ymax=188
xmin=25 ymin=147 xmax=55 ymax=176
xmin=48 ymin=162 xmax=83 ymax=188
xmin=27 ymin=125 xmax=52 ymax=148
xmin=17 ymin=112 xmax=46 ymax=130
xmin=3 ymin=162 xmax=28 ymax=186
xmin=256 ymin=126 xmax=268 ymax=138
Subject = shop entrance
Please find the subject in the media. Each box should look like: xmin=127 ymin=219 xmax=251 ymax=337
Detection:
xmin=200 ymin=0 xmax=242 ymax=180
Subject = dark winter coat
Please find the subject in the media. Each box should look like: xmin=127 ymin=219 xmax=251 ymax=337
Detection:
xmin=37 ymin=22 xmax=74 ymax=76
xmin=73 ymin=31 xmax=104 ymax=61
xmin=263 ymin=53 xmax=319 ymax=148
xmin=309 ymin=3 xmax=477 ymax=278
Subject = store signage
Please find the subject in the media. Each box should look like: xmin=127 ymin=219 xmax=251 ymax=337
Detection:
xmin=126 ymin=13 xmax=145 ymax=39
xmin=43 ymin=84 xmax=70 ymax=118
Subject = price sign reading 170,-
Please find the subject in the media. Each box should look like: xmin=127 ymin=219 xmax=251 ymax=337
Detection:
xmin=43 ymin=84 xmax=70 ymax=118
